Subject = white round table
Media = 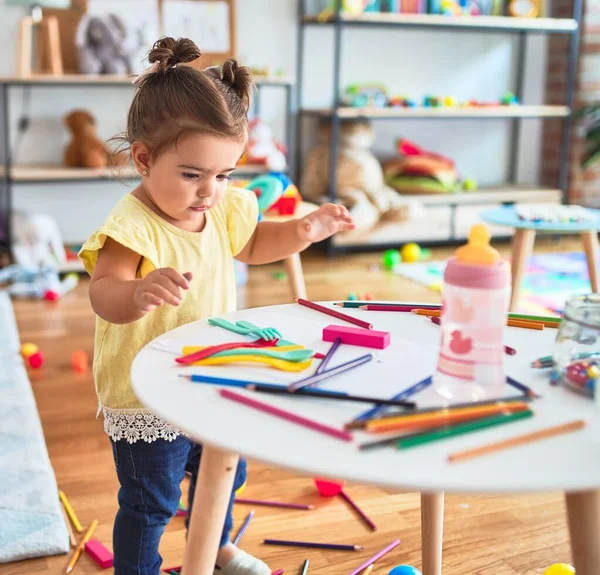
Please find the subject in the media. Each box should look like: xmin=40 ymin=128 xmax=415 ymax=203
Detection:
xmin=132 ymin=303 xmax=600 ymax=575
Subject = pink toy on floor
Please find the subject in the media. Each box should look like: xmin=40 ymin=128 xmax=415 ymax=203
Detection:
xmin=84 ymin=539 xmax=113 ymax=569
xmin=323 ymin=324 xmax=391 ymax=349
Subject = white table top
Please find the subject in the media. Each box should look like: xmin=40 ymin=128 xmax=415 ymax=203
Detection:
xmin=132 ymin=303 xmax=600 ymax=494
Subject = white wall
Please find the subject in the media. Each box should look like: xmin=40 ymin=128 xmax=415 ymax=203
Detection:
xmin=0 ymin=1 xmax=546 ymax=243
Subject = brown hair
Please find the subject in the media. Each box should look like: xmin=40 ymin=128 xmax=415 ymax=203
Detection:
xmin=111 ymin=37 xmax=253 ymax=162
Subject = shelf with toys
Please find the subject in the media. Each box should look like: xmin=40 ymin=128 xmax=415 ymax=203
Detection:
xmin=296 ymin=0 xmax=582 ymax=253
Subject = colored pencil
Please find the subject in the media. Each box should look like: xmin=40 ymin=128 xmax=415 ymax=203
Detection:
xmin=428 ymin=316 xmax=516 ymax=355
xmin=448 ymin=419 xmax=586 ymax=463
xmin=352 ymin=375 xmax=433 ymax=423
xmin=346 ymin=539 xmax=401 ymax=575
xmin=247 ymin=384 xmax=416 ymax=409
xmin=412 ymin=308 xmax=441 ymax=317
xmin=59 ymin=490 xmax=83 ymax=533
xmin=235 ymin=498 xmax=315 ymax=510
xmin=414 ymin=309 xmax=545 ymax=330
xmin=350 ymin=394 xmax=531 ymax=430
xmin=263 ymin=539 xmax=363 ymax=551
xmin=506 ymin=376 xmax=540 ymax=399
xmin=359 ymin=304 xmax=438 ymax=312
xmin=60 ymin=503 xmax=77 ymax=548
xmin=365 ymin=402 xmax=530 ymax=434
xmin=65 ymin=519 xmax=98 ymax=574
xmin=509 ymin=312 xmax=560 ymax=323
xmin=233 ymin=510 xmax=254 ymax=545
xmin=287 ymin=354 xmax=374 ymax=392
xmin=296 ymin=298 xmax=373 ymax=329
xmin=335 ymin=302 xmax=441 ymax=309
xmin=340 ymin=490 xmax=377 ymax=531
xmin=362 ymin=566 xmax=374 ymax=575
xmin=301 ymin=559 xmax=310 ymax=575
xmin=315 ymin=338 xmax=341 ymax=375
xmin=272 ymin=570 xmax=285 ymax=575
xmin=359 ymin=409 xmax=534 ymax=451
xmin=219 ymin=389 xmax=353 ymax=442
xmin=531 ymin=351 xmax=600 ymax=368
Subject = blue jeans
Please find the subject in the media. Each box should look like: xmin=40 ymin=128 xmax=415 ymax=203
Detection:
xmin=110 ymin=436 xmax=247 ymax=575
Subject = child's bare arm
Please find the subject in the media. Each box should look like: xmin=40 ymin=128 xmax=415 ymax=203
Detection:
xmin=236 ymin=203 xmax=354 ymax=265
xmin=89 ymin=238 xmax=191 ymax=324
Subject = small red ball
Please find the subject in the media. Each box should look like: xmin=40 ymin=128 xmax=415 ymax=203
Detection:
xmin=28 ymin=351 xmax=44 ymax=369
xmin=43 ymin=290 xmax=60 ymax=302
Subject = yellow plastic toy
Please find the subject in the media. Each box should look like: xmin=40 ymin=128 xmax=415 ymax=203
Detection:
xmin=455 ymin=224 xmax=501 ymax=266
xmin=21 ymin=342 xmax=39 ymax=359
xmin=543 ymin=564 xmax=575 ymax=575
xmin=401 ymin=243 xmax=422 ymax=263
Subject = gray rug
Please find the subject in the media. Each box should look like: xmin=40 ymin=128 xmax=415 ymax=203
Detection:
xmin=0 ymin=293 xmax=69 ymax=563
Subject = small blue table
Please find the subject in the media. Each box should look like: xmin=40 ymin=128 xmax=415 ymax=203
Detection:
xmin=481 ymin=205 xmax=600 ymax=311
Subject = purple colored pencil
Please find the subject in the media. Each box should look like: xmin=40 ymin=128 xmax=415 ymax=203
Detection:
xmin=235 ymin=498 xmax=315 ymax=510
xmin=315 ymin=338 xmax=341 ymax=375
xmin=263 ymin=539 xmax=363 ymax=551
xmin=339 ymin=490 xmax=377 ymax=531
xmin=219 ymin=389 xmax=353 ymax=442
xmin=346 ymin=539 xmax=401 ymax=575
xmin=232 ymin=510 xmax=254 ymax=545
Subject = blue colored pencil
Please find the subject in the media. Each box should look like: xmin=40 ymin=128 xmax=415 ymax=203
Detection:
xmin=506 ymin=376 xmax=540 ymax=398
xmin=233 ymin=510 xmax=254 ymax=545
xmin=352 ymin=375 xmax=433 ymax=422
xmin=315 ymin=338 xmax=341 ymax=375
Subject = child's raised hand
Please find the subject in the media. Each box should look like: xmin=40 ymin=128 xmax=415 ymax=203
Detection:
xmin=296 ymin=203 xmax=355 ymax=243
xmin=134 ymin=268 xmax=193 ymax=312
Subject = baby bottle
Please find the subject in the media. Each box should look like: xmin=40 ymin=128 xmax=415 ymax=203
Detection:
xmin=434 ymin=224 xmax=510 ymax=402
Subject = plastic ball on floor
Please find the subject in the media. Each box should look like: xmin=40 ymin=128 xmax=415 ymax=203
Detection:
xmin=401 ymin=243 xmax=422 ymax=264
xmin=543 ymin=564 xmax=575 ymax=575
xmin=382 ymin=249 xmax=401 ymax=270
xmin=388 ymin=566 xmax=422 ymax=575
xmin=43 ymin=289 xmax=60 ymax=302
xmin=21 ymin=342 xmax=39 ymax=359
xmin=28 ymin=350 xmax=44 ymax=369
xmin=71 ymin=350 xmax=89 ymax=373
xmin=314 ymin=478 xmax=345 ymax=497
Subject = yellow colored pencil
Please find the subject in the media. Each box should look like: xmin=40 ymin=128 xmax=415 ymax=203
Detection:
xmin=365 ymin=402 xmax=530 ymax=434
xmin=65 ymin=519 xmax=98 ymax=574
xmin=59 ymin=491 xmax=82 ymax=533
xmin=363 ymin=565 xmax=374 ymax=574
xmin=60 ymin=503 xmax=77 ymax=548
xmin=448 ymin=419 xmax=585 ymax=463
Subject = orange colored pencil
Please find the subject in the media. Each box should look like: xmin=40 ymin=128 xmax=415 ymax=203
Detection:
xmin=60 ymin=503 xmax=77 ymax=548
xmin=448 ymin=419 xmax=586 ymax=463
xmin=413 ymin=308 xmax=441 ymax=317
xmin=365 ymin=402 xmax=530 ymax=434
xmin=363 ymin=566 xmax=374 ymax=575
xmin=414 ymin=309 xmax=544 ymax=330
xmin=65 ymin=519 xmax=98 ymax=573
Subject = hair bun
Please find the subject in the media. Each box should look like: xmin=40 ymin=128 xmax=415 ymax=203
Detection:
xmin=148 ymin=37 xmax=201 ymax=73
xmin=211 ymin=59 xmax=253 ymax=112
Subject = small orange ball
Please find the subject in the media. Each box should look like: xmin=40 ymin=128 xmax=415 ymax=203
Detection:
xmin=71 ymin=350 xmax=89 ymax=373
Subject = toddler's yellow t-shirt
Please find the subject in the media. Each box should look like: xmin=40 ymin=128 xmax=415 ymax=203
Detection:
xmin=79 ymin=187 xmax=258 ymax=442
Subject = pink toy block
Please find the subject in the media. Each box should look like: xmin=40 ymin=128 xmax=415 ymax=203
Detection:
xmin=323 ymin=324 xmax=391 ymax=350
xmin=84 ymin=538 xmax=113 ymax=569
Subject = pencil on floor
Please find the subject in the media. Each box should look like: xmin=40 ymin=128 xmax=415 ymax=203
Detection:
xmin=232 ymin=510 xmax=254 ymax=545
xmin=362 ymin=565 xmax=374 ymax=575
xmin=301 ymin=559 xmax=310 ymax=575
xmin=59 ymin=490 xmax=83 ymax=533
xmin=339 ymin=489 xmax=377 ymax=531
xmin=60 ymin=503 xmax=77 ymax=548
xmin=263 ymin=539 xmax=363 ymax=551
xmin=448 ymin=419 xmax=586 ymax=463
xmin=347 ymin=539 xmax=401 ymax=575
xmin=65 ymin=519 xmax=98 ymax=574
xmin=235 ymin=497 xmax=314 ymax=510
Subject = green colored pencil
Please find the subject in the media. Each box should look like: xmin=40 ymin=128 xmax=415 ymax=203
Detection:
xmin=396 ymin=409 xmax=534 ymax=450
xmin=508 ymin=313 xmax=561 ymax=323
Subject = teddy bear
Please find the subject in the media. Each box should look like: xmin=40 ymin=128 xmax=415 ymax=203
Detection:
xmin=301 ymin=119 xmax=421 ymax=237
xmin=239 ymin=119 xmax=287 ymax=172
xmin=64 ymin=109 xmax=126 ymax=169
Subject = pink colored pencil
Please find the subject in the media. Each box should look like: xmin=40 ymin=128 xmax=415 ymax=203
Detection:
xmin=359 ymin=304 xmax=435 ymax=312
xmin=339 ymin=490 xmax=377 ymax=531
xmin=428 ymin=316 xmax=516 ymax=356
xmin=272 ymin=570 xmax=284 ymax=575
xmin=296 ymin=298 xmax=373 ymax=330
xmin=346 ymin=539 xmax=401 ymax=575
xmin=235 ymin=497 xmax=315 ymax=510
xmin=219 ymin=389 xmax=353 ymax=442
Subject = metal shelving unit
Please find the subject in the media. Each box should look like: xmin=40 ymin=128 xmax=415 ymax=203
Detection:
xmin=296 ymin=1 xmax=583 ymax=254
xmin=0 ymin=74 xmax=295 ymax=259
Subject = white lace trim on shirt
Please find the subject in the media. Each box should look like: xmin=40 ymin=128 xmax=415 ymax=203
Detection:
xmin=102 ymin=407 xmax=187 ymax=444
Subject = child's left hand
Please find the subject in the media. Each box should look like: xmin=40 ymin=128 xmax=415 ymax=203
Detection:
xmin=296 ymin=203 xmax=355 ymax=243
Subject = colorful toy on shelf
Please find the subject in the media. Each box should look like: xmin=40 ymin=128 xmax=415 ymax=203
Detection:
xmin=238 ymin=119 xmax=287 ymax=172
xmin=500 ymin=91 xmax=520 ymax=105
xmin=343 ymin=84 xmax=388 ymax=108
xmin=245 ymin=173 xmax=301 ymax=216
xmin=348 ymin=292 xmax=373 ymax=301
xmin=318 ymin=0 xmax=367 ymax=21
xmin=509 ymin=0 xmax=540 ymax=17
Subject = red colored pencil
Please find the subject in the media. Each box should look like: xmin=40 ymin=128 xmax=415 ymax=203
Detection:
xmin=296 ymin=298 xmax=373 ymax=330
xmin=340 ymin=490 xmax=377 ymax=531
xmin=428 ymin=316 xmax=516 ymax=356
xmin=219 ymin=389 xmax=353 ymax=442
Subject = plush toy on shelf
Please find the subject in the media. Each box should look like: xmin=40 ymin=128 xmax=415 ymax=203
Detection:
xmin=384 ymin=139 xmax=477 ymax=194
xmin=238 ymin=119 xmax=287 ymax=172
xmin=301 ymin=120 xmax=421 ymax=237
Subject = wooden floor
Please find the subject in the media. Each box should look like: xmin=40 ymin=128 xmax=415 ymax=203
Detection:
xmin=3 ymin=240 xmax=578 ymax=575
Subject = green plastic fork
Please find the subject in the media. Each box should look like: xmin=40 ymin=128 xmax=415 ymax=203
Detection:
xmin=235 ymin=321 xmax=296 ymax=346
xmin=208 ymin=317 xmax=279 ymax=341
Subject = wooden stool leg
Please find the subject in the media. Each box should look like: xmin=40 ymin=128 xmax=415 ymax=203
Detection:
xmin=421 ymin=492 xmax=444 ymax=575
xmin=565 ymin=490 xmax=600 ymax=575
xmin=17 ymin=16 xmax=33 ymax=78
xmin=182 ymin=447 xmax=239 ymax=575
xmin=581 ymin=231 xmax=600 ymax=292
xmin=283 ymin=253 xmax=307 ymax=300
xmin=509 ymin=228 xmax=536 ymax=312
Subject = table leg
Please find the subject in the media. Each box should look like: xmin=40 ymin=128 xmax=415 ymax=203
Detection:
xmin=283 ymin=253 xmax=307 ymax=300
xmin=565 ymin=490 xmax=600 ymax=575
xmin=421 ymin=492 xmax=444 ymax=575
xmin=509 ymin=228 xmax=536 ymax=312
xmin=581 ymin=231 xmax=600 ymax=293
xmin=181 ymin=447 xmax=239 ymax=575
